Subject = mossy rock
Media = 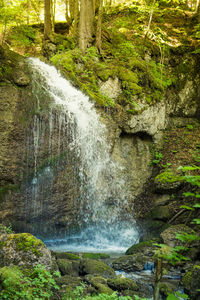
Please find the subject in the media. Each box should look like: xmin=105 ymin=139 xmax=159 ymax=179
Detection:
xmin=148 ymin=205 xmax=171 ymax=221
xmin=0 ymin=232 xmax=53 ymax=269
xmin=56 ymin=274 xmax=82 ymax=287
xmin=107 ymin=276 xmax=138 ymax=291
xmin=182 ymin=264 xmax=200 ymax=300
xmin=112 ymin=254 xmax=151 ymax=272
xmin=53 ymin=251 xmax=80 ymax=260
xmin=85 ymin=275 xmax=107 ymax=286
xmin=154 ymin=170 xmax=183 ymax=193
xmin=7 ymin=233 xmax=43 ymax=256
xmin=125 ymin=240 xmax=157 ymax=256
xmin=82 ymin=253 xmax=110 ymax=259
xmin=80 ymin=259 xmax=116 ymax=278
xmin=57 ymin=259 xmax=80 ymax=276
xmin=95 ymin=283 xmax=114 ymax=295
xmin=0 ymin=266 xmax=23 ymax=288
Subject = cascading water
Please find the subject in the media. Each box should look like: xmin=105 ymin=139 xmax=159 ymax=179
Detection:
xmin=26 ymin=58 xmax=139 ymax=252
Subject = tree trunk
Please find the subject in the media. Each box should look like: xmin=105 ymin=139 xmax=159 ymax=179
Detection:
xmin=78 ymin=0 xmax=95 ymax=54
xmin=153 ymin=258 xmax=162 ymax=300
xmin=44 ymin=0 xmax=52 ymax=40
xmin=96 ymin=0 xmax=103 ymax=53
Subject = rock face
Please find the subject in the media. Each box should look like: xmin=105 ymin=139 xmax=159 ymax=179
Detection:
xmin=0 ymin=45 xmax=199 ymax=238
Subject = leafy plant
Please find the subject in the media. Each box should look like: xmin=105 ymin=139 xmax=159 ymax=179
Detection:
xmin=150 ymin=151 xmax=163 ymax=165
xmin=0 ymin=264 xmax=60 ymax=300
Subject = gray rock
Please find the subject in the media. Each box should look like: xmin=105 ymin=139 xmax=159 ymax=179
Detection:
xmin=12 ymin=69 xmax=30 ymax=86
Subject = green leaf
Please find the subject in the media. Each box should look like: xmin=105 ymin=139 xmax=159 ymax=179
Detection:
xmin=193 ymin=203 xmax=200 ymax=208
xmin=192 ymin=218 xmax=200 ymax=224
xmin=183 ymin=192 xmax=195 ymax=197
xmin=166 ymin=294 xmax=180 ymax=300
xmin=180 ymin=205 xmax=194 ymax=210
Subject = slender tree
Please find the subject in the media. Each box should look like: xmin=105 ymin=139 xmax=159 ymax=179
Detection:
xmin=96 ymin=0 xmax=103 ymax=53
xmin=44 ymin=0 xmax=52 ymax=39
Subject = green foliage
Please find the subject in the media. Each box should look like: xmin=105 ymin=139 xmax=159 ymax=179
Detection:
xmin=166 ymin=292 xmax=189 ymax=300
xmin=7 ymin=233 xmax=44 ymax=256
xmin=8 ymin=25 xmax=36 ymax=47
xmin=154 ymin=243 xmax=190 ymax=265
xmin=66 ymin=284 xmax=147 ymax=300
xmin=150 ymin=151 xmax=163 ymax=165
xmin=0 ymin=265 xmax=60 ymax=300
xmin=114 ymin=42 xmax=140 ymax=61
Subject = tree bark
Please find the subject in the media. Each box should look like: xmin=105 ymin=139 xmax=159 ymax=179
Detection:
xmin=154 ymin=258 xmax=162 ymax=300
xmin=96 ymin=0 xmax=103 ymax=53
xmin=44 ymin=0 xmax=52 ymax=40
xmin=78 ymin=0 xmax=95 ymax=54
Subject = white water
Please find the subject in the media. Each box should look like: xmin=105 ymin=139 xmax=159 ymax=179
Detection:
xmin=28 ymin=58 xmax=139 ymax=252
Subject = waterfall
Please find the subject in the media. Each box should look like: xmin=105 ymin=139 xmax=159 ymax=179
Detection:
xmin=26 ymin=58 xmax=139 ymax=252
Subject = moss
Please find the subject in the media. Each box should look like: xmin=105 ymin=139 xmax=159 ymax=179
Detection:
xmin=57 ymin=259 xmax=80 ymax=276
xmin=7 ymin=233 xmax=43 ymax=256
xmin=54 ymin=252 xmax=80 ymax=260
xmin=0 ymin=266 xmax=23 ymax=288
xmin=82 ymin=253 xmax=110 ymax=259
xmin=118 ymin=67 xmax=138 ymax=83
xmin=80 ymin=259 xmax=116 ymax=278
xmin=155 ymin=170 xmax=183 ymax=184
xmin=125 ymin=240 xmax=154 ymax=255
xmin=96 ymin=283 xmax=114 ymax=295
xmin=0 ymin=184 xmax=20 ymax=202
xmin=158 ymin=282 xmax=173 ymax=296
xmin=107 ymin=276 xmax=138 ymax=291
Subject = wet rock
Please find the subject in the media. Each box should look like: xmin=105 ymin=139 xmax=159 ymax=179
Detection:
xmin=182 ymin=264 xmax=200 ymax=300
xmin=107 ymin=276 xmax=138 ymax=291
xmin=80 ymin=259 xmax=116 ymax=278
xmin=112 ymin=254 xmax=153 ymax=272
xmin=57 ymin=259 xmax=80 ymax=276
xmin=0 ymin=231 xmax=53 ymax=269
xmin=12 ymin=68 xmax=30 ymax=86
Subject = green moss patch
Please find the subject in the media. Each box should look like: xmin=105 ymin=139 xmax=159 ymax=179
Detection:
xmin=125 ymin=240 xmax=155 ymax=255
xmin=155 ymin=170 xmax=183 ymax=184
xmin=82 ymin=253 xmax=110 ymax=259
xmin=7 ymin=233 xmax=44 ymax=256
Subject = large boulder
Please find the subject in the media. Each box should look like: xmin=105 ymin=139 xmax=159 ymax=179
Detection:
xmin=0 ymin=229 xmax=53 ymax=269
xmin=57 ymin=259 xmax=80 ymax=276
xmin=85 ymin=275 xmax=114 ymax=295
xmin=79 ymin=259 xmax=116 ymax=278
xmin=107 ymin=276 xmax=138 ymax=292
